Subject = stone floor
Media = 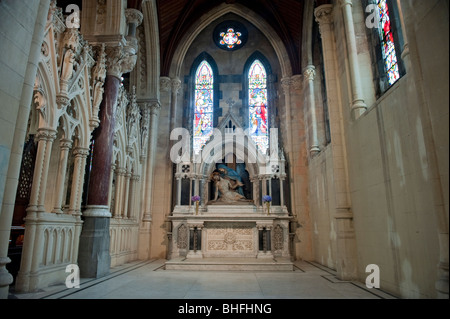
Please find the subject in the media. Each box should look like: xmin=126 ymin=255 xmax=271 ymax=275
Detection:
xmin=9 ymin=259 xmax=397 ymax=300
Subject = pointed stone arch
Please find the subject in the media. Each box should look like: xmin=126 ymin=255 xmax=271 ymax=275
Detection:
xmin=168 ymin=3 xmax=293 ymax=79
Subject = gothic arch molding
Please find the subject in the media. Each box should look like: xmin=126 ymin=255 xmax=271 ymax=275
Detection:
xmin=168 ymin=3 xmax=293 ymax=79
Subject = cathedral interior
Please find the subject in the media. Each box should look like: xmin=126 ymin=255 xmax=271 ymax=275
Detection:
xmin=0 ymin=0 xmax=448 ymax=299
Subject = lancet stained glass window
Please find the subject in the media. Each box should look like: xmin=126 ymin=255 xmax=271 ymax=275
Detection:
xmin=248 ymin=60 xmax=269 ymax=154
xmin=377 ymin=0 xmax=400 ymax=85
xmin=193 ymin=61 xmax=214 ymax=155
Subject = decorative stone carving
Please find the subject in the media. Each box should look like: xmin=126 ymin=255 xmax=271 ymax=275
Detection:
xmin=160 ymin=77 xmax=171 ymax=93
xmin=206 ymin=224 xmax=254 ymax=253
xmin=127 ymin=87 xmax=141 ymax=147
xmin=91 ymin=44 xmax=107 ymax=127
xmin=139 ymin=104 xmax=150 ymax=158
xmin=137 ymin=25 xmax=147 ymax=90
xmin=125 ymin=8 xmax=144 ymax=27
xmin=33 ymin=85 xmax=47 ymax=121
xmin=304 ymin=66 xmax=316 ymax=82
xmin=280 ymin=77 xmax=291 ymax=96
xmin=273 ymin=225 xmax=284 ymax=251
xmin=177 ymin=224 xmax=188 ymax=249
xmin=171 ymin=78 xmax=182 ymax=95
xmin=314 ymin=4 xmax=334 ymax=27
xmin=105 ymin=43 xmax=138 ymax=79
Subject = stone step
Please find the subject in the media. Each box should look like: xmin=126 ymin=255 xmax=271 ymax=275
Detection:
xmin=164 ymin=257 xmax=294 ymax=271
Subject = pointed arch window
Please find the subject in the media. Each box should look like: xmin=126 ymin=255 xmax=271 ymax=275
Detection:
xmin=248 ymin=60 xmax=269 ymax=154
xmin=193 ymin=60 xmax=214 ymax=155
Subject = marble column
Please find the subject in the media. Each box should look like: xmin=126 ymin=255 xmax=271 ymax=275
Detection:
xmin=78 ymin=73 xmax=121 ymax=278
xmin=80 ymin=39 xmax=138 ymax=277
xmin=304 ymin=65 xmax=320 ymax=156
xmin=339 ymin=0 xmax=367 ymax=119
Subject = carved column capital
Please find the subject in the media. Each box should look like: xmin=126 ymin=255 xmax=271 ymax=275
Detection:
xmin=59 ymin=139 xmax=73 ymax=150
xmin=303 ymin=65 xmax=316 ymax=82
xmin=291 ymin=74 xmax=303 ymax=91
xmin=160 ymin=76 xmax=172 ymax=93
xmin=149 ymin=100 xmax=162 ymax=116
xmin=314 ymin=4 xmax=334 ymax=26
xmin=35 ymin=129 xmax=57 ymax=142
xmin=73 ymin=147 xmax=90 ymax=158
xmin=280 ymin=77 xmax=291 ymax=95
xmin=171 ymin=78 xmax=182 ymax=95
xmin=125 ymin=8 xmax=144 ymax=26
xmin=105 ymin=43 xmax=138 ymax=79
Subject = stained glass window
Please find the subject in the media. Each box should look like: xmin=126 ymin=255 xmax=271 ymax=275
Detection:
xmin=193 ymin=61 xmax=214 ymax=155
xmin=248 ymin=60 xmax=269 ymax=154
xmin=377 ymin=0 xmax=400 ymax=85
xmin=219 ymin=28 xmax=242 ymax=49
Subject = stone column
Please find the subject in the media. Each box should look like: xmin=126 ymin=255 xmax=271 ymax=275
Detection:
xmin=122 ymin=171 xmax=131 ymax=219
xmin=128 ymin=175 xmax=139 ymax=219
xmin=80 ymin=40 xmax=138 ymax=278
xmin=113 ymin=168 xmax=124 ymax=218
xmin=170 ymin=78 xmax=182 ymax=133
xmin=125 ymin=8 xmax=143 ymax=38
xmin=339 ymin=0 xmax=367 ymax=119
xmin=15 ymin=129 xmax=56 ymax=292
xmin=280 ymin=78 xmax=297 ymax=215
xmin=280 ymin=177 xmax=285 ymax=207
xmin=51 ymin=139 xmax=73 ymax=214
xmin=315 ymin=4 xmax=358 ymax=281
xmin=304 ymin=65 xmax=320 ymax=156
xmin=107 ymin=163 xmax=116 ymax=210
xmin=67 ymin=147 xmax=90 ymax=215
xmin=176 ymin=177 xmax=182 ymax=206
xmin=142 ymin=100 xmax=162 ymax=221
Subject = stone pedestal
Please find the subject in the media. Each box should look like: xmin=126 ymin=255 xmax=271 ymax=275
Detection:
xmin=77 ymin=215 xmax=111 ymax=278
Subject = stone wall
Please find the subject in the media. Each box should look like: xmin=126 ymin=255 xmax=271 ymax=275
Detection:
xmin=308 ymin=0 xmax=448 ymax=298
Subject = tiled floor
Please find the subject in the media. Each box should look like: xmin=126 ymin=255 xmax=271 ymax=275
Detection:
xmin=9 ymin=259 xmax=397 ymax=300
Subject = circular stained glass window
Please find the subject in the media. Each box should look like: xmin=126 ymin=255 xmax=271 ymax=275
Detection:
xmin=213 ymin=20 xmax=248 ymax=51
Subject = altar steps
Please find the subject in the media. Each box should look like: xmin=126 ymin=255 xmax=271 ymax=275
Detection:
xmin=164 ymin=257 xmax=294 ymax=272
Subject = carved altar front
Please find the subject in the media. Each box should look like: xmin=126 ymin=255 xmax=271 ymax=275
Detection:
xmin=168 ymin=205 xmax=291 ymax=261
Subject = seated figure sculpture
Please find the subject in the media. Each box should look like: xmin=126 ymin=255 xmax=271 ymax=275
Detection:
xmin=210 ymin=169 xmax=252 ymax=204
